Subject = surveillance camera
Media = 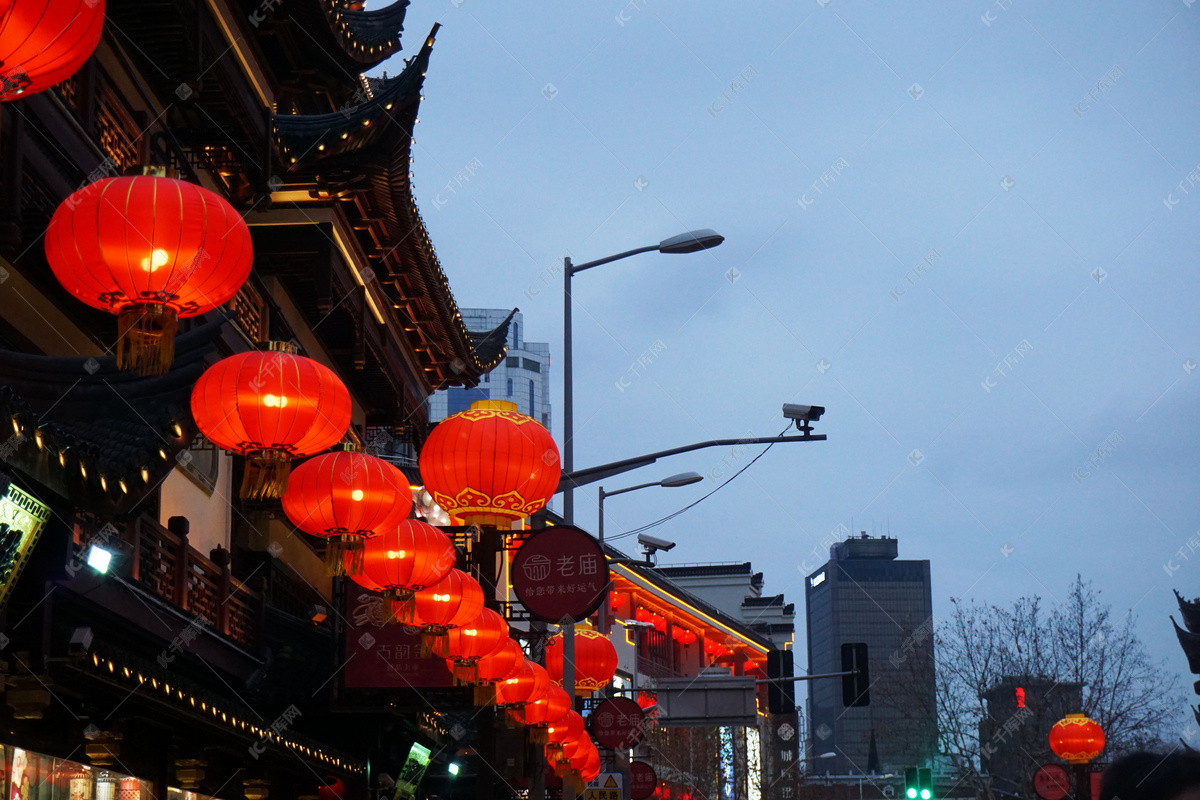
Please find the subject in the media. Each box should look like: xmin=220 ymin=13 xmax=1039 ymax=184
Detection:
xmin=638 ymin=533 xmax=676 ymax=552
xmin=782 ymin=403 xmax=824 ymax=422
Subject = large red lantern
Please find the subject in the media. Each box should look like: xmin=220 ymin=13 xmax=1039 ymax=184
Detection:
xmin=418 ymin=400 xmax=559 ymax=527
xmin=497 ymin=660 xmax=550 ymax=708
xmin=452 ymin=635 xmax=522 ymax=706
xmin=413 ymin=569 xmax=484 ymax=654
xmin=1049 ymin=713 xmax=1105 ymax=764
xmin=47 ymin=174 xmax=253 ymax=375
xmin=282 ymin=448 xmax=412 ymax=575
xmin=440 ymin=608 xmax=509 ymax=674
xmin=546 ymin=629 xmax=618 ymax=695
xmin=522 ymin=685 xmax=571 ymax=743
xmin=356 ymin=520 xmax=456 ymax=620
xmin=0 ymin=0 xmax=105 ymax=101
xmin=546 ymin=710 xmax=585 ymax=747
xmin=191 ymin=345 xmax=350 ymax=499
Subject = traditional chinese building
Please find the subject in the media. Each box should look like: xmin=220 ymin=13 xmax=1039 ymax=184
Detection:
xmin=0 ymin=1 xmax=513 ymax=799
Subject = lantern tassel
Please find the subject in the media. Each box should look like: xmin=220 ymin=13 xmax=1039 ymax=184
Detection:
xmin=241 ymin=451 xmax=291 ymax=500
xmin=529 ymin=725 xmax=549 ymax=745
xmin=383 ymin=589 xmax=416 ymax=624
xmin=421 ymin=626 xmax=449 ymax=658
xmin=472 ymin=682 xmax=495 ymax=706
xmin=117 ymin=304 xmax=178 ymax=376
xmin=326 ymin=535 xmax=364 ymax=576
xmin=453 ymin=659 xmax=480 ymax=687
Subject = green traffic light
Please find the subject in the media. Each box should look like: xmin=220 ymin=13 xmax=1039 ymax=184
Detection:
xmin=920 ymin=790 xmax=931 ymax=799
xmin=907 ymin=790 xmax=917 ymax=799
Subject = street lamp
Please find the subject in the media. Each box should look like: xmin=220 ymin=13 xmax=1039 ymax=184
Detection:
xmin=562 ymin=229 xmax=724 ymax=523
xmin=596 ymin=471 xmax=703 ymax=633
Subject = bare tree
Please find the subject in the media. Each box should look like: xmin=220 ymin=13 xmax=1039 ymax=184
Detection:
xmin=936 ymin=576 xmax=1182 ymax=799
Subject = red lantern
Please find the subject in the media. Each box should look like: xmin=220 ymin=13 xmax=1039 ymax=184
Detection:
xmin=0 ymin=0 xmax=105 ymax=100
xmin=316 ymin=778 xmax=344 ymax=800
xmin=452 ymin=636 xmax=523 ymax=706
xmin=580 ymin=747 xmax=601 ymax=783
xmin=191 ymin=346 xmax=351 ymax=498
xmin=441 ymin=608 xmax=509 ymax=679
xmin=498 ymin=660 xmax=550 ymax=708
xmin=418 ymin=400 xmax=559 ymax=527
xmin=413 ymin=569 xmax=484 ymax=654
xmin=47 ymin=174 xmax=253 ymax=375
xmin=282 ymin=448 xmax=412 ymax=575
xmin=1049 ymin=713 xmax=1105 ymax=764
xmin=546 ymin=710 xmax=585 ymax=747
xmin=522 ymin=686 xmax=571 ymax=743
xmin=546 ymin=629 xmax=618 ymax=695
xmin=357 ymin=520 xmax=456 ymax=621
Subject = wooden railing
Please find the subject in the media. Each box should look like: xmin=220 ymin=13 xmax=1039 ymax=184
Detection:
xmin=126 ymin=515 xmax=264 ymax=649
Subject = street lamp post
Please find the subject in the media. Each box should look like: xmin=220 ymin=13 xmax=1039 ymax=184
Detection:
xmin=562 ymin=229 xmax=724 ymax=524
xmin=596 ymin=471 xmax=702 ymax=633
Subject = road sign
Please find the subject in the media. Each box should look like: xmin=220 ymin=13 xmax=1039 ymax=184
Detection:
xmin=512 ymin=526 xmax=610 ymax=622
xmin=629 ymin=761 xmax=657 ymax=800
xmin=589 ymin=697 xmax=646 ymax=750
xmin=1033 ymin=764 xmax=1070 ymax=800
xmin=583 ymin=773 xmax=622 ymax=800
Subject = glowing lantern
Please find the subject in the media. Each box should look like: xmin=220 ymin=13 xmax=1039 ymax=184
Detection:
xmin=282 ymin=447 xmax=412 ymax=575
xmin=451 ymin=636 xmax=522 ymax=706
xmin=418 ymin=400 xmax=559 ymax=527
xmin=413 ymin=569 xmax=484 ymax=654
xmin=546 ymin=710 xmax=585 ymax=747
xmin=580 ymin=747 xmax=601 ymax=783
xmin=546 ymin=629 xmax=618 ymax=694
xmin=0 ymin=0 xmax=105 ymax=100
xmin=356 ymin=520 xmax=456 ymax=621
xmin=521 ymin=686 xmax=571 ymax=743
xmin=440 ymin=608 xmax=508 ymax=683
xmin=1049 ymin=713 xmax=1105 ymax=764
xmin=46 ymin=174 xmax=253 ymax=375
xmin=498 ymin=660 xmax=550 ymax=711
xmin=191 ymin=345 xmax=350 ymax=499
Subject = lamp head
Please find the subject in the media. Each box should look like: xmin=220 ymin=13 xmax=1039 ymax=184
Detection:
xmin=658 ymin=229 xmax=724 ymax=254
xmin=660 ymin=471 xmax=703 ymax=488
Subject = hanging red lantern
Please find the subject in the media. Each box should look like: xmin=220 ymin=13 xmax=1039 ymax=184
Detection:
xmin=522 ymin=685 xmax=571 ymax=743
xmin=440 ymin=608 xmax=508 ymax=682
xmin=498 ymin=660 xmax=550 ymax=709
xmin=546 ymin=710 xmax=585 ymax=747
xmin=0 ymin=0 xmax=105 ymax=101
xmin=46 ymin=174 xmax=253 ymax=375
xmin=1049 ymin=713 xmax=1105 ymax=764
xmin=413 ymin=569 xmax=484 ymax=655
xmin=451 ymin=635 xmax=523 ymax=706
xmin=282 ymin=447 xmax=412 ymax=575
xmin=546 ymin=629 xmax=618 ymax=695
xmin=191 ymin=345 xmax=350 ymax=499
xmin=356 ymin=519 xmax=456 ymax=621
xmin=580 ymin=747 xmax=601 ymax=783
xmin=418 ymin=400 xmax=559 ymax=527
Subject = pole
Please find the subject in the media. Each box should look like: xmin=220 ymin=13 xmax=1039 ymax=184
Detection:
xmin=598 ymin=486 xmax=608 ymax=635
xmin=1074 ymin=763 xmax=1089 ymax=800
xmin=563 ymin=256 xmax=574 ymax=525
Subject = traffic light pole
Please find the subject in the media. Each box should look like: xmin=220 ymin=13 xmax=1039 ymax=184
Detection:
xmin=754 ymin=670 xmax=859 ymax=684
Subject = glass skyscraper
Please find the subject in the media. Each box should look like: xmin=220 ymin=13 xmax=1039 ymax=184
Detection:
xmin=804 ymin=533 xmax=936 ymax=775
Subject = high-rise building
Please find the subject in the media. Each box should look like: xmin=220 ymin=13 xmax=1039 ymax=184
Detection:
xmin=428 ymin=309 xmax=551 ymax=428
xmin=804 ymin=533 xmax=936 ymax=775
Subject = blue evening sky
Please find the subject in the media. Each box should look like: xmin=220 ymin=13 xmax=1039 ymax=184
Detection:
xmin=384 ymin=1 xmax=1200 ymax=705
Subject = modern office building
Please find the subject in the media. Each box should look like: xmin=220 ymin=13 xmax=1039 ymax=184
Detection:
xmin=428 ymin=309 xmax=552 ymax=429
xmin=804 ymin=533 xmax=936 ymax=775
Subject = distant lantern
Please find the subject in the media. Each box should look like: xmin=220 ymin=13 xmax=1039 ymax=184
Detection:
xmin=0 ymin=0 xmax=105 ymax=101
xmin=497 ymin=660 xmax=550 ymax=714
xmin=282 ymin=447 xmax=412 ymax=575
xmin=546 ymin=629 xmax=618 ymax=694
xmin=413 ymin=569 xmax=484 ymax=654
xmin=441 ymin=608 xmax=509 ymax=687
xmin=521 ymin=686 xmax=571 ymax=744
xmin=47 ymin=174 xmax=253 ymax=375
xmin=191 ymin=345 xmax=350 ymax=499
xmin=1049 ymin=713 xmax=1105 ymax=764
xmin=356 ymin=520 xmax=456 ymax=621
xmin=453 ymin=635 xmax=523 ymax=705
xmin=418 ymin=400 xmax=559 ymax=527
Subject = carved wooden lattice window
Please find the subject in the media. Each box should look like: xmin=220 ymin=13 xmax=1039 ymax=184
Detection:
xmin=55 ymin=74 xmax=79 ymax=110
xmin=228 ymin=282 xmax=266 ymax=342
xmin=179 ymin=434 xmax=219 ymax=495
xmin=96 ymin=90 xmax=140 ymax=171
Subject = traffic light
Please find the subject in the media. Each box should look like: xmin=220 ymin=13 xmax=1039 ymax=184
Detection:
xmin=904 ymin=768 xmax=918 ymax=799
xmin=767 ymin=650 xmax=795 ymax=714
xmin=840 ymin=642 xmax=870 ymax=707
xmin=918 ymin=767 xmax=933 ymax=800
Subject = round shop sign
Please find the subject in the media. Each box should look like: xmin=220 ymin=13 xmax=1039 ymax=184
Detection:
xmin=589 ymin=696 xmax=646 ymax=750
xmin=629 ymin=761 xmax=657 ymax=800
xmin=1033 ymin=764 xmax=1070 ymax=800
xmin=512 ymin=526 xmax=610 ymax=623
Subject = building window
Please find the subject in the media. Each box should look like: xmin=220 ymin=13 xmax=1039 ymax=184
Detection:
xmin=482 ymin=372 xmax=489 ymax=383
xmin=507 ymin=356 xmax=520 ymax=367
xmin=529 ymin=380 xmax=535 ymax=414
xmin=507 ymin=378 xmax=513 ymax=397
xmin=179 ymin=434 xmax=220 ymax=495
xmin=522 ymin=358 xmax=541 ymax=373
xmin=512 ymin=322 xmax=519 ymax=348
